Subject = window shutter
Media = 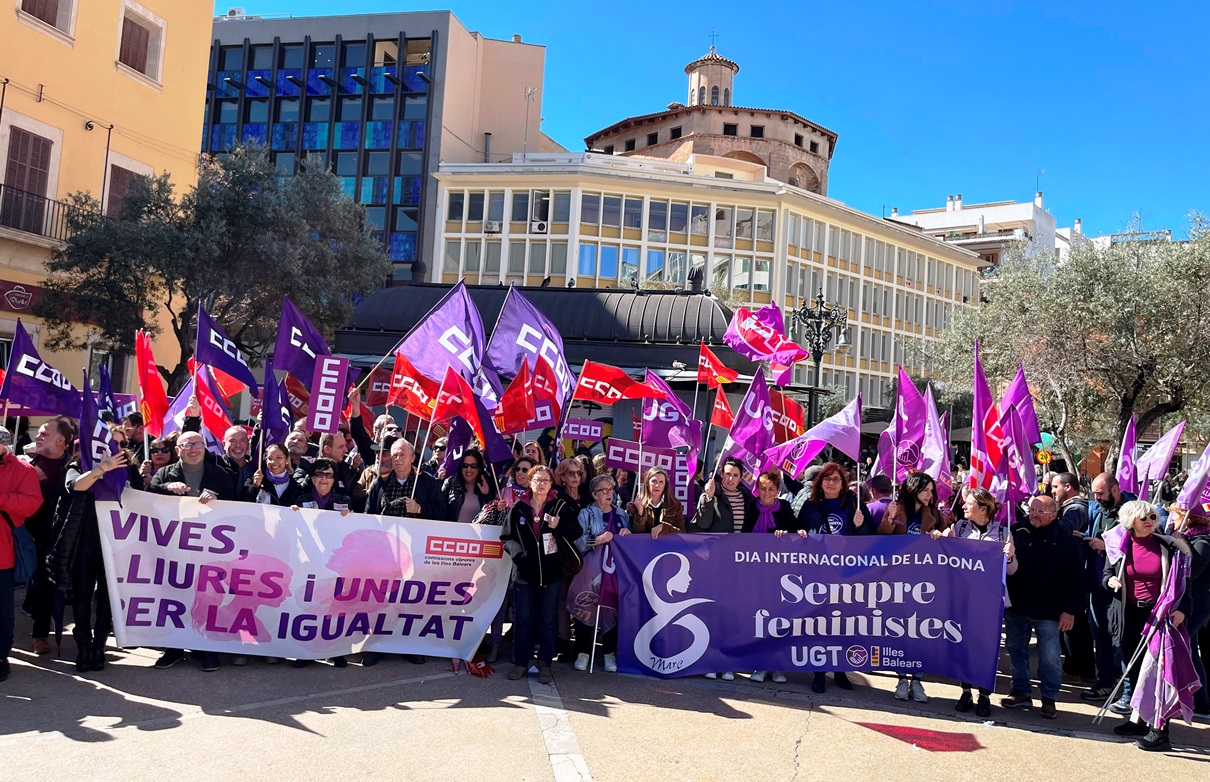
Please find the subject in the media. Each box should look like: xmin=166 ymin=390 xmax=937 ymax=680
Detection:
xmin=120 ymin=17 xmax=151 ymax=74
xmin=21 ymin=0 xmax=60 ymax=28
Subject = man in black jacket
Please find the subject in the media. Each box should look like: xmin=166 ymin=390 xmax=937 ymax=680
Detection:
xmin=146 ymin=431 xmax=237 ymax=673
xmin=1051 ymin=472 xmax=1095 ymax=686
xmin=1002 ymin=494 xmax=1082 ymax=718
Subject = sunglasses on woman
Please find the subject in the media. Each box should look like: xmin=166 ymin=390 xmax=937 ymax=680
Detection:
xmin=460 ymin=463 xmax=480 ymax=471
xmin=150 ymin=446 xmax=171 ymax=454
xmin=515 ymin=466 xmax=530 ymax=474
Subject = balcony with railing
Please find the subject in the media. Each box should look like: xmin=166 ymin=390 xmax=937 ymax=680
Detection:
xmin=0 ymin=183 xmax=84 ymax=244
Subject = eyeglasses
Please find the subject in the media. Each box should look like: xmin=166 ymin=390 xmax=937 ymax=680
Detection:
xmin=515 ymin=466 xmax=531 ymax=474
xmin=460 ymin=463 xmax=480 ymax=470
xmin=565 ymin=470 xmax=583 ymax=476
xmin=433 ymin=446 xmax=446 ymax=452
xmin=179 ymin=442 xmax=205 ymax=451
xmin=822 ymin=475 xmax=842 ymax=483
xmin=313 ymin=471 xmax=335 ymax=479
xmin=150 ymin=446 xmax=171 ymax=454
xmin=593 ymin=487 xmax=613 ymax=495
xmin=532 ymin=476 xmax=552 ymax=485
xmin=1144 ymin=512 xmax=1157 ymax=521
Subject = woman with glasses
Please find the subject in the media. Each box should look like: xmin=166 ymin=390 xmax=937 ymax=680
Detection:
xmin=502 ymin=465 xmax=582 ymax=683
xmin=626 ymin=468 xmax=686 ymax=539
xmin=571 ymin=474 xmax=630 ymax=672
xmin=289 ymin=457 xmax=351 ymax=669
xmin=441 ymin=448 xmax=496 ymax=523
xmin=883 ymin=471 xmax=941 ymax=702
xmin=245 ymin=443 xmax=305 ymax=506
xmin=137 ymin=437 xmax=177 ymax=489
xmin=796 ymin=462 xmax=871 ymax=693
xmin=1106 ymin=501 xmax=1193 ymax=751
xmin=744 ymin=470 xmax=801 ymax=684
xmin=555 ymin=458 xmax=591 ymax=511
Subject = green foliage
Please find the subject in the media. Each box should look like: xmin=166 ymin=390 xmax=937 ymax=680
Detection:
xmin=928 ymin=217 xmax=1210 ymax=465
xmin=35 ymin=144 xmax=391 ymax=393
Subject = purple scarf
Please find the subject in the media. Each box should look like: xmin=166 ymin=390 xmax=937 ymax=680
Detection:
xmin=312 ymin=489 xmax=333 ymax=509
xmin=266 ymin=470 xmax=292 ymax=486
xmin=754 ymin=499 xmax=779 ymax=534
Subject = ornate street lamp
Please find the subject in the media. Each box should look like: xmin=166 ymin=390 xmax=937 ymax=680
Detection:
xmin=790 ymin=288 xmax=851 ymax=429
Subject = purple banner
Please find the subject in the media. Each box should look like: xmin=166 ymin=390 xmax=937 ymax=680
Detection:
xmin=564 ymin=417 xmax=604 ymax=442
xmin=305 ymin=356 xmax=349 ymax=434
xmin=604 ymin=438 xmax=692 ymax=508
xmin=613 ymin=533 xmax=1004 ymax=689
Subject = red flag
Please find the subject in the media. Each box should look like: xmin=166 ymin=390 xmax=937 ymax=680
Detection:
xmin=710 ymin=386 xmax=734 ymax=429
xmin=770 ymin=390 xmax=805 ymax=443
xmin=698 ymin=341 xmax=739 ymax=389
xmin=494 ymin=360 xmax=536 ymax=435
xmin=363 ymin=366 xmax=394 ymax=407
xmin=194 ymin=366 xmax=233 ymax=440
xmin=433 ymin=367 xmax=483 ymax=445
xmin=388 ymin=353 xmax=439 ymax=419
xmin=531 ymin=355 xmax=563 ymax=421
xmin=188 ymin=357 xmax=245 ymax=403
xmin=284 ymin=373 xmax=310 ymax=418
xmin=572 ymin=360 xmax=664 ymax=404
xmin=135 ymin=331 xmax=169 ymax=438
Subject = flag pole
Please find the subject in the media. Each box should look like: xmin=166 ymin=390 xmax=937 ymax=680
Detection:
xmin=589 ymin=599 xmax=601 ymax=674
xmin=354 ymin=351 xmax=394 ymax=392
xmin=412 ymin=406 xmax=438 ymax=501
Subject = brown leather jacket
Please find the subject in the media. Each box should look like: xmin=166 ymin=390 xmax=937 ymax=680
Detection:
xmin=626 ymin=495 xmax=686 ymax=535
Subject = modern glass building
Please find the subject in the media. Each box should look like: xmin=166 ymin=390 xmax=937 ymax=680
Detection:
xmin=203 ymin=10 xmax=546 ymax=281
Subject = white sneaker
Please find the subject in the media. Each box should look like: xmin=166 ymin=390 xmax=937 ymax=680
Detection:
xmin=910 ymin=679 xmax=929 ymax=703
xmin=574 ymin=653 xmax=590 ymax=671
xmin=704 ymin=672 xmax=718 ymax=679
xmin=771 ymin=671 xmax=787 ymax=683
xmin=721 ymin=671 xmax=735 ymax=681
xmin=894 ymin=678 xmax=911 ymax=700
xmin=750 ymin=670 xmax=766 ymax=683
xmin=603 ymin=653 xmax=617 ymax=673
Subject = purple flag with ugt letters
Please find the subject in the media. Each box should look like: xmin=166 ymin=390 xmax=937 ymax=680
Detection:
xmin=640 ymin=371 xmax=701 ymax=451
xmin=727 ymin=372 xmax=774 ymax=457
xmin=392 ymin=280 xmax=485 ymax=389
xmin=0 ymin=319 xmax=82 ymax=418
xmin=273 ymin=296 xmax=332 ymax=383
xmin=613 ymin=533 xmax=1005 ymax=689
xmin=80 ymin=372 xmax=127 ymax=503
xmin=196 ymin=303 xmax=259 ymax=393
xmin=486 ymin=284 xmax=575 ymax=406
xmin=305 ymin=356 xmax=349 ymax=434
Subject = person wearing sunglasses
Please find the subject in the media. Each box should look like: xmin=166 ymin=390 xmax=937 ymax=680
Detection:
xmin=420 ymin=437 xmax=449 ymax=477
xmin=441 ymin=448 xmax=496 ymax=523
xmin=1001 ymin=494 xmax=1082 ymax=719
xmin=292 ymin=457 xmax=352 ymax=516
xmin=554 ymin=458 xmax=591 ymax=511
xmin=1104 ymin=501 xmax=1194 ymax=750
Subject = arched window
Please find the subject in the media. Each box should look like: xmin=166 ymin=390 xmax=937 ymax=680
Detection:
xmin=723 ymin=88 xmax=730 ymax=107
xmin=711 ymin=86 xmax=719 ymax=105
xmin=698 ymin=86 xmax=705 ymax=105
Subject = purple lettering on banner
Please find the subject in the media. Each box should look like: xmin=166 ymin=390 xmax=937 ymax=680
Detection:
xmin=305 ymin=356 xmax=349 ymax=434
xmin=564 ymin=417 xmax=604 ymax=442
xmin=613 ymin=534 xmax=1004 ymax=690
xmin=604 ymin=438 xmax=691 ymax=506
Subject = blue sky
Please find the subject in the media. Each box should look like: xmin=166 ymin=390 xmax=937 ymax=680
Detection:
xmin=215 ymin=1 xmax=1208 ymax=238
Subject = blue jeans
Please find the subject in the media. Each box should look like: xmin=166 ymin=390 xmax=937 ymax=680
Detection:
xmin=1 ymin=567 xmax=14 ymax=660
xmin=512 ymin=580 xmax=562 ymax=667
xmin=1005 ymin=612 xmax=1062 ymax=700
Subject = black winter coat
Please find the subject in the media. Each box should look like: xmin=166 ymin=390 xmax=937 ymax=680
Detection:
xmin=1006 ymin=520 xmax=1083 ymax=621
xmin=504 ymin=494 xmax=582 ymax=587
xmin=741 ymin=498 xmax=798 ymax=533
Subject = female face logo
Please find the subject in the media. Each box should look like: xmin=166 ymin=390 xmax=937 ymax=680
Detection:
xmin=635 ymin=552 xmax=714 ymax=675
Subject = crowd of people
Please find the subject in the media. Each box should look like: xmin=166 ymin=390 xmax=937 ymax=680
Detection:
xmin=1 ymin=390 xmax=1207 ymax=753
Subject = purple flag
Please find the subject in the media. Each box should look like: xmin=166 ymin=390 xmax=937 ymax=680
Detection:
xmin=764 ymin=395 xmax=862 ymax=478
xmin=1116 ymin=413 xmax=1139 ymax=495
xmin=640 ymin=370 xmax=703 ymax=502
xmin=1175 ymin=440 xmax=1210 ymax=512
xmin=1000 ymin=364 xmax=1042 ymax=447
xmin=921 ymin=385 xmax=953 ymax=503
xmin=0 ymin=319 xmax=82 ymax=418
xmin=196 ymin=303 xmax=259 ymax=393
xmin=726 ymin=372 xmax=775 ymax=457
xmin=1136 ymin=420 xmax=1186 ymax=501
xmin=441 ymin=416 xmax=475 ymax=477
xmin=1130 ymin=552 xmax=1200 ymax=729
xmin=873 ymin=428 xmax=893 ymax=477
xmin=892 ymin=366 xmax=927 ymax=482
xmin=1000 ymin=406 xmax=1035 ymax=505
xmin=474 ymin=392 xmax=516 ymax=464
xmin=260 ymin=356 xmax=292 ymax=447
xmin=80 ymin=371 xmax=127 ymax=503
xmin=273 ymin=296 xmax=332 ymax=383
xmin=485 ymin=285 xmax=575 ymax=406
xmin=393 ymin=280 xmax=485 ymax=388
xmin=98 ymin=364 xmax=118 ymax=420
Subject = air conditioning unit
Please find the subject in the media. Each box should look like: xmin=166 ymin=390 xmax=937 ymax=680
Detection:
xmin=530 ymin=220 xmax=549 ymax=234
xmin=483 ymin=220 xmax=502 ymax=233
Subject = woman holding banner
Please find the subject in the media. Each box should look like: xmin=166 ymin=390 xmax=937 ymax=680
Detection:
xmin=885 ymin=472 xmax=942 ymax=702
xmin=626 ymin=468 xmax=685 ymax=539
xmin=796 ymin=462 xmax=869 ymax=693
xmin=949 ymin=488 xmax=1017 ymax=718
xmin=570 ymin=474 xmax=631 ymax=672
xmin=503 ymin=465 xmax=582 ymax=684
xmin=245 ymin=444 xmax=306 ymax=506
xmin=745 ymin=470 xmax=800 ymax=684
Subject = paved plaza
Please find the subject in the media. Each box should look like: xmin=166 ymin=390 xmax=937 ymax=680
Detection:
xmin=3 ymin=598 xmax=1208 ymax=782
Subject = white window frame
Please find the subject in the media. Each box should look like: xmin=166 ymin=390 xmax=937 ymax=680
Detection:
xmin=115 ymin=1 xmax=167 ymax=88
xmin=14 ymin=0 xmax=78 ymax=45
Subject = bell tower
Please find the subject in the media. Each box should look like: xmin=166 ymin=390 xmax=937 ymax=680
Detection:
xmin=685 ymin=46 xmax=739 ymax=108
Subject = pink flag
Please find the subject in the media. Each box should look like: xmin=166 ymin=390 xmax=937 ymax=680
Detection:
xmin=1000 ymin=364 xmax=1042 ymax=447
xmin=920 ymin=385 xmax=953 ymax=503
xmin=1001 ymin=406 xmax=1036 ymax=504
xmin=1175 ymin=440 xmax=1210 ymax=512
xmin=970 ymin=343 xmax=1004 ymax=490
xmin=724 ymin=305 xmax=807 ymax=384
xmin=764 ymin=395 xmax=862 ymax=478
xmin=1116 ymin=413 xmax=1140 ymax=495
xmin=1135 ymin=420 xmax=1186 ymax=501
xmin=892 ymin=366 xmax=927 ymax=482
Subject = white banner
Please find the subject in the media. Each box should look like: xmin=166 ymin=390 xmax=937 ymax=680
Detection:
xmin=98 ymin=490 xmax=512 ymax=660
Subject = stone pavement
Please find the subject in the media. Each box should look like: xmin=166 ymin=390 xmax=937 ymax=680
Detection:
xmin=3 ymin=602 xmax=1208 ymax=781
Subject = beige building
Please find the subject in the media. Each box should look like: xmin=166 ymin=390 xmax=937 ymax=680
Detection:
xmin=583 ymin=48 xmax=835 ymax=195
xmin=891 ymin=192 xmax=1057 ymax=267
xmin=431 ymin=151 xmax=983 ymax=408
xmin=1 ymin=0 xmax=212 ymax=391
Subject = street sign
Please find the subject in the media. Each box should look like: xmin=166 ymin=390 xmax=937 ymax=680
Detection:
xmin=1037 ymin=450 xmax=1053 ymax=465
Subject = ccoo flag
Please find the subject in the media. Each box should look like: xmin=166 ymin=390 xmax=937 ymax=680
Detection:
xmin=486 ymin=284 xmax=575 ymax=405
xmin=273 ymin=296 xmax=332 ymax=383
xmin=80 ymin=371 xmax=128 ymax=503
xmin=195 ymin=303 xmax=259 ymax=393
xmin=0 ymin=319 xmax=82 ymax=418
xmin=392 ymin=280 xmax=486 ymax=388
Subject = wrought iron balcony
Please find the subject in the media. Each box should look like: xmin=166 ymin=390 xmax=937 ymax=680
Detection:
xmin=0 ymin=183 xmax=83 ymax=243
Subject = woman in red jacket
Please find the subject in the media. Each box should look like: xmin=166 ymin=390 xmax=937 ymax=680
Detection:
xmin=0 ymin=430 xmax=45 ymax=682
